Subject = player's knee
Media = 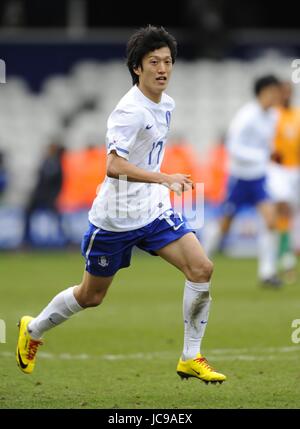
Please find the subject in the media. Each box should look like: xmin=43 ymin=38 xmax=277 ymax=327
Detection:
xmin=201 ymin=259 xmax=214 ymax=281
xmin=85 ymin=293 xmax=105 ymax=308
xmin=186 ymin=259 xmax=214 ymax=282
xmin=77 ymin=290 xmax=107 ymax=308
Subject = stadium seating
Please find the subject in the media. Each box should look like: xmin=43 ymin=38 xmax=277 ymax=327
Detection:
xmin=0 ymin=53 xmax=298 ymax=210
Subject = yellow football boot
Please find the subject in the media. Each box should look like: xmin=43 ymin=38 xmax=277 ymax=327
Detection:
xmin=16 ymin=316 xmax=43 ymax=374
xmin=177 ymin=353 xmax=226 ymax=384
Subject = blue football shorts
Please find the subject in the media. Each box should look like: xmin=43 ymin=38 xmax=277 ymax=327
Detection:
xmin=81 ymin=208 xmax=193 ymax=277
xmin=222 ymin=175 xmax=270 ymax=217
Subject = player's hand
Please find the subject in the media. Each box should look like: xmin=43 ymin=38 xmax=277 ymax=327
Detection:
xmin=271 ymin=152 xmax=282 ymax=164
xmin=163 ymin=173 xmax=194 ymax=196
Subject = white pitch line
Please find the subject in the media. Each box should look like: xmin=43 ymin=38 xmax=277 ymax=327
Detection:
xmin=1 ymin=345 xmax=300 ymax=362
xmin=210 ymin=355 xmax=298 ymax=361
xmin=208 ymin=345 xmax=300 ymax=354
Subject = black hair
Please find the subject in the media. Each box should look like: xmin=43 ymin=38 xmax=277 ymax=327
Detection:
xmin=254 ymin=74 xmax=280 ymax=96
xmin=126 ymin=25 xmax=177 ymax=85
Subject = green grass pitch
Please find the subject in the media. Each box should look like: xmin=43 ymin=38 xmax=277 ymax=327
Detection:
xmin=0 ymin=250 xmax=299 ymax=409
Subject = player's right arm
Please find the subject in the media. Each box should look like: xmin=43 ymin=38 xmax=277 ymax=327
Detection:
xmin=107 ymin=151 xmax=193 ymax=195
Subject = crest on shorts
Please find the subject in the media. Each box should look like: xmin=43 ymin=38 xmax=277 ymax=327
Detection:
xmin=98 ymin=256 xmax=109 ymax=267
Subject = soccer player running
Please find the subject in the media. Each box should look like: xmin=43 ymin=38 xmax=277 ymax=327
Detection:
xmin=16 ymin=26 xmax=226 ymax=384
xmin=267 ymin=81 xmax=300 ymax=283
xmin=204 ymin=75 xmax=282 ymax=287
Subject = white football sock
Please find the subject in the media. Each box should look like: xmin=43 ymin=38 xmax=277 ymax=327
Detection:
xmin=203 ymin=220 xmax=222 ymax=258
xmin=28 ymin=286 xmax=83 ymax=339
xmin=182 ymin=280 xmax=211 ymax=360
xmin=257 ymin=226 xmax=278 ymax=280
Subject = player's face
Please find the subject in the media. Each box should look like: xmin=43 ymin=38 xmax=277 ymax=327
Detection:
xmin=264 ymin=85 xmax=281 ymax=108
xmin=134 ymin=46 xmax=173 ymax=102
xmin=280 ymin=82 xmax=292 ymax=106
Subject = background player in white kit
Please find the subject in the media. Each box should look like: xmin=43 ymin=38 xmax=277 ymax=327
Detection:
xmin=16 ymin=26 xmax=226 ymax=383
xmin=204 ymin=75 xmax=282 ymax=287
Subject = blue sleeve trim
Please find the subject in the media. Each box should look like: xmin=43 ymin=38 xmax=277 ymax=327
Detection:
xmin=107 ymin=143 xmax=129 ymax=155
xmin=116 ymin=146 xmax=129 ymax=154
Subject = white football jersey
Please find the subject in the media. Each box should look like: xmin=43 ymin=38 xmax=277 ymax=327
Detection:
xmin=89 ymin=85 xmax=175 ymax=231
xmin=227 ymin=101 xmax=278 ymax=179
